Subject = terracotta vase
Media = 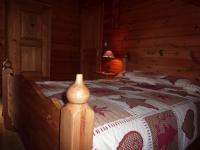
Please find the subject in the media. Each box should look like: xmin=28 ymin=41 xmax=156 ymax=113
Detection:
xmin=67 ymin=74 xmax=90 ymax=104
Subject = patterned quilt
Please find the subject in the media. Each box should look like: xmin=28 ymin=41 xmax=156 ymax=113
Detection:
xmin=36 ymin=76 xmax=200 ymax=150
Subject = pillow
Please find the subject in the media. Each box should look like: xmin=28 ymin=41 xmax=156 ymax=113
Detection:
xmin=128 ymin=76 xmax=172 ymax=85
xmin=131 ymin=70 xmax=167 ymax=79
xmin=116 ymin=71 xmax=171 ymax=86
xmin=116 ymin=71 xmax=130 ymax=79
xmin=117 ymin=70 xmax=166 ymax=79
xmin=161 ymin=76 xmax=180 ymax=85
xmin=160 ymin=75 xmax=200 ymax=94
xmin=174 ymin=79 xmax=200 ymax=93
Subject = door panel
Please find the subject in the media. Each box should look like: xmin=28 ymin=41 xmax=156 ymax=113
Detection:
xmin=0 ymin=0 xmax=5 ymax=96
xmin=20 ymin=46 xmax=42 ymax=72
xmin=8 ymin=0 xmax=51 ymax=79
xmin=20 ymin=11 xmax=42 ymax=39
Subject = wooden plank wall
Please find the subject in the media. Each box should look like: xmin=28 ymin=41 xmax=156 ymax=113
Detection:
xmin=37 ymin=0 xmax=80 ymax=80
xmin=50 ymin=0 xmax=80 ymax=80
xmin=2 ymin=0 xmax=80 ymax=81
xmin=104 ymin=0 xmax=200 ymax=81
xmin=0 ymin=0 xmax=5 ymax=95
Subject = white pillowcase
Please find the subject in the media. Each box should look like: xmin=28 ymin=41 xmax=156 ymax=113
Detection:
xmin=131 ymin=70 xmax=167 ymax=79
xmin=117 ymin=71 xmax=171 ymax=85
xmin=128 ymin=76 xmax=172 ymax=85
xmin=175 ymin=79 xmax=200 ymax=93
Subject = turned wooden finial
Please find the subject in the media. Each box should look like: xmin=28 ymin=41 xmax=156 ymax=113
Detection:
xmin=61 ymin=74 xmax=94 ymax=150
xmin=2 ymin=58 xmax=14 ymax=130
xmin=2 ymin=58 xmax=12 ymax=70
xmin=67 ymin=74 xmax=90 ymax=104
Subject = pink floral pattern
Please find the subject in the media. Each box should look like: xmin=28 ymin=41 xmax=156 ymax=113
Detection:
xmin=117 ymin=131 xmax=143 ymax=150
xmin=118 ymin=86 xmax=143 ymax=92
xmin=145 ymin=110 xmax=178 ymax=150
xmin=90 ymin=88 xmax=123 ymax=96
xmin=93 ymin=105 xmax=111 ymax=117
xmin=157 ymin=124 xmax=177 ymax=150
xmin=36 ymin=74 xmax=199 ymax=149
xmin=112 ymin=96 xmax=159 ymax=110
xmin=136 ymin=83 xmax=168 ymax=90
xmin=195 ymin=102 xmax=200 ymax=136
xmin=182 ymin=109 xmax=195 ymax=139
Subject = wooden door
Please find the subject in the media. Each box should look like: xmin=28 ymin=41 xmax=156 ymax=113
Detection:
xmin=7 ymin=0 xmax=51 ymax=79
xmin=80 ymin=2 xmax=104 ymax=80
xmin=0 ymin=0 xmax=6 ymax=96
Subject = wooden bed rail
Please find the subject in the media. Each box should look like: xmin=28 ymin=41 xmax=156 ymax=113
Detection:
xmin=2 ymin=58 xmax=94 ymax=150
xmin=2 ymin=59 xmax=14 ymax=130
xmin=60 ymin=74 xmax=94 ymax=150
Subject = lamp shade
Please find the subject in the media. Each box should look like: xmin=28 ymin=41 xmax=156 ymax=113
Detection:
xmin=103 ymin=50 xmax=115 ymax=58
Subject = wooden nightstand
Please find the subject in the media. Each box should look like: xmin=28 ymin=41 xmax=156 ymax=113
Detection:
xmin=96 ymin=72 xmax=117 ymax=79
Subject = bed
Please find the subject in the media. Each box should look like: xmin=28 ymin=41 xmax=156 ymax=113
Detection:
xmin=2 ymin=59 xmax=200 ymax=150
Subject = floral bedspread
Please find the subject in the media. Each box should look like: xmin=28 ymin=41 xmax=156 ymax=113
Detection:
xmin=36 ymin=77 xmax=200 ymax=150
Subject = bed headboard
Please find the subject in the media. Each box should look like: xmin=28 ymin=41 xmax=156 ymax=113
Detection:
xmin=125 ymin=49 xmax=200 ymax=82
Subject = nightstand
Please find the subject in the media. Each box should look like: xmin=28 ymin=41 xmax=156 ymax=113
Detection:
xmin=96 ymin=72 xmax=117 ymax=79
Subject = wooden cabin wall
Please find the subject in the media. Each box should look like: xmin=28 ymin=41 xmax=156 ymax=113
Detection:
xmin=104 ymin=0 xmax=200 ymax=80
xmin=50 ymin=0 xmax=80 ymax=80
xmin=0 ymin=0 xmax=5 ymax=95
xmin=80 ymin=0 xmax=104 ymax=79
xmin=1 ymin=0 xmax=80 ymax=81
xmin=21 ymin=0 xmax=81 ymax=80
xmin=36 ymin=0 xmax=80 ymax=80
xmin=0 ymin=0 xmax=80 ymax=95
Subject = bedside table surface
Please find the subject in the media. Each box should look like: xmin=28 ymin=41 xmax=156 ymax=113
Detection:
xmin=95 ymin=72 xmax=117 ymax=79
xmin=96 ymin=72 xmax=117 ymax=76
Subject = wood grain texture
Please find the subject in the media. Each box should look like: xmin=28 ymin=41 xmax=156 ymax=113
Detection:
xmin=80 ymin=1 xmax=104 ymax=80
xmin=0 ymin=0 xmax=5 ymax=96
xmin=7 ymin=0 xmax=51 ymax=79
xmin=60 ymin=103 xmax=94 ymax=150
xmin=50 ymin=0 xmax=80 ymax=80
xmin=3 ymin=64 xmax=94 ymax=150
xmin=2 ymin=0 xmax=80 ymax=81
xmin=2 ymin=58 xmax=60 ymax=150
xmin=104 ymin=0 xmax=200 ymax=81
xmin=60 ymin=74 xmax=94 ymax=150
xmin=13 ymin=75 xmax=60 ymax=150
xmin=2 ymin=60 xmax=14 ymax=130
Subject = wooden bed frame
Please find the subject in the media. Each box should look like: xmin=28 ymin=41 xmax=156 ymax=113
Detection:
xmin=2 ymin=57 xmax=200 ymax=150
xmin=2 ymin=59 xmax=94 ymax=150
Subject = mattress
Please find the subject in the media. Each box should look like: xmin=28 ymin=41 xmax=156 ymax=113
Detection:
xmin=36 ymin=72 xmax=200 ymax=150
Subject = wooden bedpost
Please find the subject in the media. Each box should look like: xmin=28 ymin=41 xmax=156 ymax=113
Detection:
xmin=2 ymin=59 xmax=14 ymax=130
xmin=60 ymin=74 xmax=94 ymax=150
